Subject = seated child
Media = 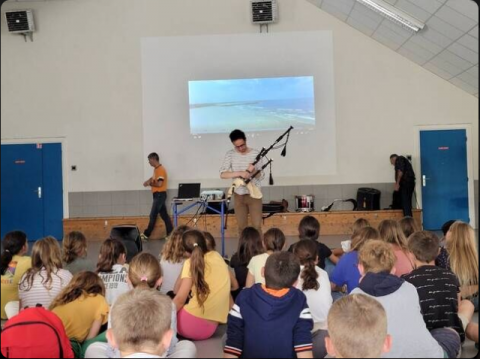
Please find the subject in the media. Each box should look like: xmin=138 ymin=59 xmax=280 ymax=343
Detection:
xmin=159 ymin=225 xmax=190 ymax=295
xmin=325 ymin=293 xmax=391 ymax=358
xmin=19 ymin=237 xmax=73 ymax=311
xmin=294 ymin=240 xmax=332 ymax=358
xmin=288 ymin=216 xmax=338 ymax=270
xmin=224 ymin=251 xmax=314 ymax=358
xmin=352 ymin=240 xmax=460 ymax=358
xmin=402 ymin=231 xmax=475 ymax=343
xmin=246 ymin=228 xmax=286 ymax=287
xmin=174 ymin=230 xmax=231 ymax=341
xmin=96 ymin=238 xmax=129 ymax=306
xmin=107 ymin=289 xmax=173 ymax=358
xmin=62 ymin=231 xmax=95 ymax=275
xmin=378 ymin=220 xmax=414 ymax=277
xmin=1 ymin=231 xmax=31 ymax=319
xmin=50 ymin=271 xmax=109 ymax=343
xmin=330 ymin=227 xmax=379 ymax=296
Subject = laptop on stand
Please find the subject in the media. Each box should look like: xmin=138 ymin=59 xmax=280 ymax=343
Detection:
xmin=175 ymin=183 xmax=201 ymax=201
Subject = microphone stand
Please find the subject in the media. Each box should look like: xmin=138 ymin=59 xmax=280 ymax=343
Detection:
xmin=224 ymin=182 xmax=236 ymax=230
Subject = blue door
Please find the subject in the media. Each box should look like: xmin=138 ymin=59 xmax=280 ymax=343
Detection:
xmin=1 ymin=143 xmax=64 ymax=241
xmin=420 ymin=130 xmax=469 ymax=230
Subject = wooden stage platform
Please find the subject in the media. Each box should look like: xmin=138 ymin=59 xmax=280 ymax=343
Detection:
xmin=64 ymin=209 xmax=422 ymax=241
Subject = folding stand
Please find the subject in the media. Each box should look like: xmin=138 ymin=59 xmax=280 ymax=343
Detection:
xmin=171 ymin=199 xmax=227 ymax=257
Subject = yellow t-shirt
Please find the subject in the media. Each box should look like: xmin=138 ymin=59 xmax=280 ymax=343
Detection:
xmin=1 ymin=255 xmax=31 ymax=319
xmin=52 ymin=294 xmax=109 ymax=342
xmin=181 ymin=251 xmax=231 ymax=323
xmin=152 ymin=165 xmax=168 ymax=193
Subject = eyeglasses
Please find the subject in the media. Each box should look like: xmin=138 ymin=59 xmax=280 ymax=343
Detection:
xmin=234 ymin=143 xmax=246 ymax=149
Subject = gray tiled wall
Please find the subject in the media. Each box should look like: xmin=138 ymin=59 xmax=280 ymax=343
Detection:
xmin=68 ymin=183 xmax=397 ymax=218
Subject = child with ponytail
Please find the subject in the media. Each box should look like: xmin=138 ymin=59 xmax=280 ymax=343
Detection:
xmin=294 ymin=239 xmax=332 ymax=359
xmin=174 ymin=229 xmax=231 ymax=341
xmin=62 ymin=231 xmax=94 ymax=274
xmin=96 ymin=238 xmax=129 ymax=306
xmin=85 ymin=252 xmax=197 ymax=358
xmin=1 ymin=231 xmax=31 ymax=319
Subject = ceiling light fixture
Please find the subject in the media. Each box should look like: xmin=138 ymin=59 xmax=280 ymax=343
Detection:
xmin=356 ymin=0 xmax=425 ymax=32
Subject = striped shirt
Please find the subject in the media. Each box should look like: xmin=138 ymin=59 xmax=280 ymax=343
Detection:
xmin=402 ymin=265 xmax=465 ymax=341
xmin=219 ymin=149 xmax=264 ymax=195
xmin=19 ymin=268 xmax=73 ymax=310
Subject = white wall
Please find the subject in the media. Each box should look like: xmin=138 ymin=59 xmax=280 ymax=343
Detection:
xmin=1 ymin=0 xmax=478 ymax=192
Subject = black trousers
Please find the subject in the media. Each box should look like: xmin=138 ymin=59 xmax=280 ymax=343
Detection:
xmin=399 ymin=181 xmax=415 ymax=217
xmin=144 ymin=191 xmax=173 ymax=237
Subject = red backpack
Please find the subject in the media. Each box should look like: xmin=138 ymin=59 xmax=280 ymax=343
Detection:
xmin=1 ymin=306 xmax=74 ymax=358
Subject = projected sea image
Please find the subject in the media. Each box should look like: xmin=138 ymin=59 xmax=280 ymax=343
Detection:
xmin=190 ymin=98 xmax=315 ymax=134
xmin=188 ymin=76 xmax=316 ymax=134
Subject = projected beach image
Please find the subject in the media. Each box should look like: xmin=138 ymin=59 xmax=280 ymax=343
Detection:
xmin=188 ymin=76 xmax=315 ymax=134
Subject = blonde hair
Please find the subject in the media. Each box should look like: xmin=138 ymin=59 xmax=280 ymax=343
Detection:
xmin=62 ymin=231 xmax=87 ymax=264
xmin=446 ymin=221 xmax=479 ymax=288
xmin=328 ymin=294 xmax=387 ymax=358
xmin=20 ymin=237 xmax=63 ymax=291
xmin=399 ymin=217 xmax=420 ymax=239
xmin=358 ymin=240 xmax=396 ymax=274
xmin=129 ymin=253 xmax=162 ymax=290
xmin=352 ymin=218 xmax=371 ymax=237
xmin=351 ymin=227 xmax=380 ymax=252
xmin=378 ymin=220 xmax=408 ymax=250
xmin=111 ymin=289 xmax=172 ymax=355
xmin=49 ymin=271 xmax=105 ymax=310
xmin=161 ymin=225 xmax=190 ymax=263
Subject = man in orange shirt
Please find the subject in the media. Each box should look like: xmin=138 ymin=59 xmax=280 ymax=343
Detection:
xmin=141 ymin=153 xmax=173 ymax=240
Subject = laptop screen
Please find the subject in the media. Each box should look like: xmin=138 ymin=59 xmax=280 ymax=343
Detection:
xmin=177 ymin=183 xmax=201 ymax=199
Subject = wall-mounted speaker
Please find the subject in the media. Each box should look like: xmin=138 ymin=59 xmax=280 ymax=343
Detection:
xmin=251 ymin=0 xmax=278 ymax=24
xmin=5 ymin=9 xmax=35 ymax=33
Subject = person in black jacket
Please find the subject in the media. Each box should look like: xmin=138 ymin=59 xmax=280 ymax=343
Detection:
xmin=390 ymin=154 xmax=416 ymax=217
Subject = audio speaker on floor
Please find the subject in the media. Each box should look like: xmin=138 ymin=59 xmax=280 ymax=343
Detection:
xmin=110 ymin=225 xmax=142 ymax=262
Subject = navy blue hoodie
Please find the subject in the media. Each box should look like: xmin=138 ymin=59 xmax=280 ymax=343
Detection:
xmin=224 ymin=284 xmax=313 ymax=358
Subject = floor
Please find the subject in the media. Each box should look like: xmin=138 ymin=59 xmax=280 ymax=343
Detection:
xmin=3 ymin=233 xmax=478 ymax=358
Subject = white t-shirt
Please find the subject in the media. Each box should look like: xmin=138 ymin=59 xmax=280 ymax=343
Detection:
xmin=98 ymin=264 xmax=130 ymax=306
xmin=295 ymin=266 xmax=332 ymax=331
xmin=19 ymin=268 xmax=73 ymax=310
xmin=159 ymin=259 xmax=184 ymax=295
xmin=247 ymin=253 xmax=270 ymax=285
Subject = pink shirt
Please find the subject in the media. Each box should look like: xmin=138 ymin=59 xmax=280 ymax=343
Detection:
xmin=392 ymin=245 xmax=414 ymax=277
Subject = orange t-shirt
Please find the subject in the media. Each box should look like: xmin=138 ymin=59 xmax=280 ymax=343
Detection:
xmin=152 ymin=165 xmax=168 ymax=193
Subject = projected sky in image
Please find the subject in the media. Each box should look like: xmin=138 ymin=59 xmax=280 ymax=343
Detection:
xmin=188 ymin=76 xmax=315 ymax=134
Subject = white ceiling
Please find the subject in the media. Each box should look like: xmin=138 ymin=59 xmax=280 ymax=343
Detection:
xmin=307 ymin=0 xmax=478 ymax=97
